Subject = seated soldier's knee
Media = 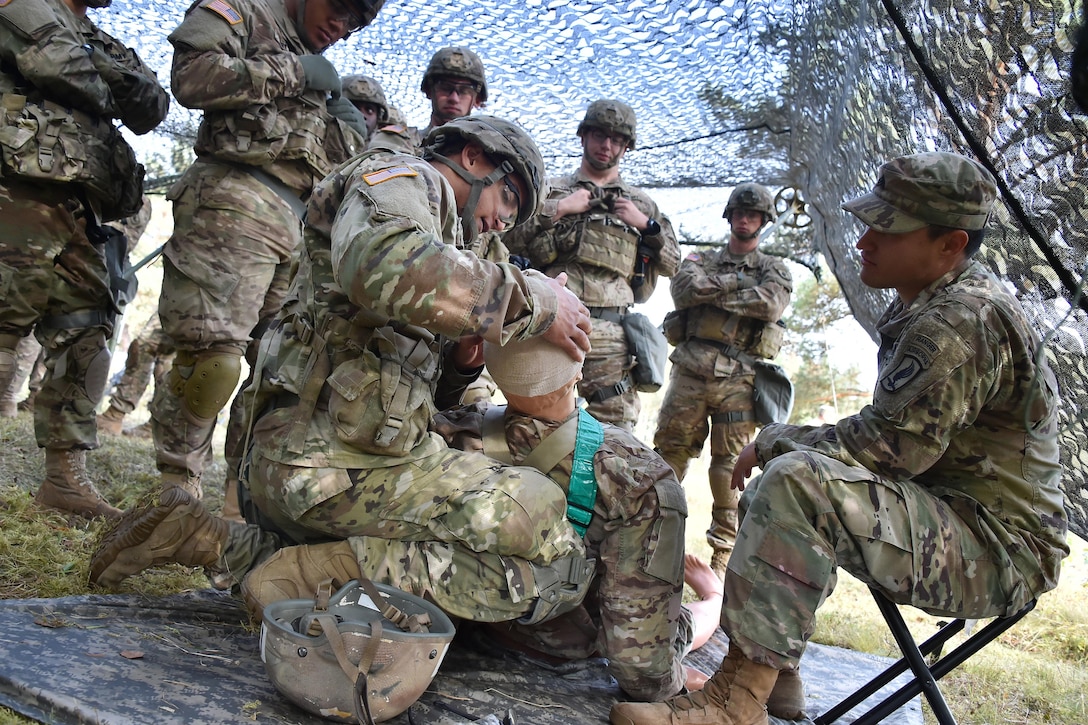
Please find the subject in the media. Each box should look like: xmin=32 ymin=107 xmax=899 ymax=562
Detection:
xmin=169 ymin=349 xmax=242 ymax=422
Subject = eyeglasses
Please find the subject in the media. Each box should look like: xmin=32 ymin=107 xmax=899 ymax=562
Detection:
xmin=433 ymin=79 xmax=480 ymax=98
xmin=500 ymin=176 xmax=522 ymax=223
xmin=586 ymin=127 xmax=630 ymax=148
xmin=327 ymin=0 xmax=367 ymax=30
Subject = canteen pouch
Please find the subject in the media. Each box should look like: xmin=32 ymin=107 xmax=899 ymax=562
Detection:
xmin=622 ymin=311 xmax=668 ymax=392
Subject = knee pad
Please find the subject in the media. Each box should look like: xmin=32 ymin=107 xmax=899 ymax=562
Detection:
xmin=169 ymin=349 xmax=242 ymax=421
xmin=51 ymin=329 xmax=112 ymax=413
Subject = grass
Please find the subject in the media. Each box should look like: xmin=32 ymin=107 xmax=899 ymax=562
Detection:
xmin=2 ymin=385 xmax=1087 ymax=724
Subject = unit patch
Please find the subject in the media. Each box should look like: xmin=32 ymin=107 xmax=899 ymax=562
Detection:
xmin=880 ymin=333 xmax=938 ymax=393
xmin=363 ymin=166 xmax=418 ymax=186
xmin=202 ymin=0 xmax=243 ymax=24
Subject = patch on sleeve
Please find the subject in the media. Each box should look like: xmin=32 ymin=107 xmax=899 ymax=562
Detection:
xmin=879 ymin=333 xmax=939 ymax=394
xmin=377 ymin=124 xmax=407 ymax=134
xmin=200 ymin=0 xmax=244 ymax=24
xmin=684 ymin=251 xmax=702 ymax=262
xmin=362 ymin=166 xmax=418 ymax=186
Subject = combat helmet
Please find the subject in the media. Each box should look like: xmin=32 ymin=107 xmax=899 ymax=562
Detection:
xmin=342 ymin=75 xmax=389 ymax=123
xmin=262 ymin=579 xmax=456 ymax=724
xmin=577 ymin=99 xmax=636 ymax=150
xmin=424 ymin=115 xmax=546 ymax=238
xmin=347 ymin=0 xmax=386 ymax=29
xmin=421 ymin=47 xmax=488 ymax=103
xmin=723 ymin=182 xmax=776 ymax=223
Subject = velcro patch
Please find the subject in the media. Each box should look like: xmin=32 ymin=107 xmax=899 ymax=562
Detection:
xmin=201 ymin=0 xmax=243 ymax=24
xmin=684 ymin=251 xmax=702 ymax=262
xmin=362 ymin=166 xmax=418 ymax=186
xmin=377 ymin=124 xmax=407 ymax=134
xmin=880 ymin=333 xmax=938 ymax=394
xmin=0 ymin=0 xmax=13 ymax=8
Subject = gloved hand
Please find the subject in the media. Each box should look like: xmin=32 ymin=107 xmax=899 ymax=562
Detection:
xmin=326 ymin=95 xmax=368 ymax=137
xmin=299 ymin=54 xmax=341 ymax=94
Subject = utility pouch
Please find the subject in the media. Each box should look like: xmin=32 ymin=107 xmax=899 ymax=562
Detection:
xmin=749 ymin=319 xmax=788 ymax=360
xmin=88 ymin=221 xmax=137 ymax=315
xmin=661 ymin=308 xmax=687 ymax=346
xmin=752 ymin=361 xmax=794 ymax=425
xmin=622 ymin=311 xmax=668 ymax=392
xmin=326 ymin=325 xmax=439 ymax=457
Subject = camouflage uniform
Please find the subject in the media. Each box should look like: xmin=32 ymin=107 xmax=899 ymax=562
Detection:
xmin=103 ymin=313 xmax=175 ymax=418
xmin=432 ymin=403 xmax=691 ymax=701
xmin=654 ymin=246 xmax=791 ymax=567
xmin=0 ymin=333 xmax=40 ymax=417
xmin=0 ymin=0 xmax=168 ymax=515
xmin=506 ymin=169 xmax=680 ymax=429
xmin=152 ymin=0 xmax=368 ymax=496
xmin=725 ymin=258 xmax=1068 ymax=670
xmin=237 ymin=146 xmax=588 ymax=621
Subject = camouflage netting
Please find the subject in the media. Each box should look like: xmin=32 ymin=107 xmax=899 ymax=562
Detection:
xmin=99 ymin=0 xmax=1088 ymax=539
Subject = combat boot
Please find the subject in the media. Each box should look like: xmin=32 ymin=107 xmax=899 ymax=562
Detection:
xmin=34 ymin=449 xmax=122 ymax=520
xmin=240 ymin=541 xmax=362 ymax=621
xmin=221 ymin=475 xmax=245 ymax=523
xmin=710 ymin=547 xmax=732 ymax=581
xmin=766 ymin=668 xmax=806 ymax=720
xmin=123 ymin=419 xmax=153 ymax=439
xmin=89 ymin=486 xmax=229 ymax=588
xmin=16 ymin=390 xmax=37 ymax=413
xmin=162 ymin=470 xmax=203 ymax=501
xmin=609 ymin=644 xmax=778 ymax=725
xmin=97 ymin=404 xmax=126 ymax=435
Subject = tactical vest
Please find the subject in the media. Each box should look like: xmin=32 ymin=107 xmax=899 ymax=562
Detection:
xmin=556 ymin=211 xmax=642 ymax=277
xmin=685 ymin=305 xmax=787 ymax=360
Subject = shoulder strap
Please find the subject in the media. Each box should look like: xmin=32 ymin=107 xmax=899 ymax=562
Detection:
xmin=481 ymin=405 xmax=513 ymax=464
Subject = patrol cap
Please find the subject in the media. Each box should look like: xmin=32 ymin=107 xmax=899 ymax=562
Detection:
xmin=484 ymin=335 xmax=582 ymax=398
xmin=842 ymin=152 xmax=997 ymax=233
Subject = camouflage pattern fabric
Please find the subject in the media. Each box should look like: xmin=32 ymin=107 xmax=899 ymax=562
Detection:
xmin=0 ymin=333 xmax=42 ymax=414
xmin=505 ymin=169 xmax=680 ymax=428
xmin=725 ymin=259 xmax=1068 ymax=670
xmin=232 ymin=148 xmax=581 ymax=619
xmin=654 ymin=247 xmax=792 ymax=553
xmin=107 ymin=314 xmax=175 ymax=416
xmin=0 ymin=0 xmax=167 ymax=449
xmin=432 ymin=404 xmax=690 ymax=701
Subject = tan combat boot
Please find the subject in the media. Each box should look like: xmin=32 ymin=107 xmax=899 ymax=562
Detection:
xmin=97 ymin=405 xmax=126 ymax=435
xmin=766 ymin=668 xmax=806 ymax=720
xmin=220 ymin=476 xmax=245 ymax=524
xmin=89 ymin=487 xmax=228 ymax=588
xmin=610 ymin=644 xmax=778 ymax=725
xmin=123 ymin=419 xmax=153 ymax=439
xmin=240 ymin=541 xmax=362 ymax=621
xmin=710 ymin=548 xmax=732 ymax=581
xmin=34 ymin=449 xmax=122 ymax=520
xmin=162 ymin=470 xmax=202 ymax=501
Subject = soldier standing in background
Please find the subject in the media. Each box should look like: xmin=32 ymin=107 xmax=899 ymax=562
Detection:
xmin=0 ymin=0 xmax=169 ymax=518
xmin=341 ymin=73 xmax=388 ymax=137
xmin=367 ymin=46 xmax=487 ymax=155
xmin=653 ymin=183 xmax=793 ymax=579
xmin=506 ymin=99 xmax=680 ymax=430
xmin=151 ymin=0 xmax=384 ymax=512
xmin=612 ymin=153 xmax=1069 ymax=725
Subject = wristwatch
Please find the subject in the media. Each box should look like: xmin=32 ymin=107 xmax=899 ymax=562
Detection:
xmin=642 ymin=218 xmax=661 ymax=236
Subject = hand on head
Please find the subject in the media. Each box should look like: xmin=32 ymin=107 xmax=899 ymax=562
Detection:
xmin=541 ymin=272 xmax=591 ymax=361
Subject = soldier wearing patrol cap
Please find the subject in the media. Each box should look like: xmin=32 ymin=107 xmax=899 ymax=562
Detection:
xmin=653 ymin=182 xmax=793 ymax=581
xmin=0 ymin=0 xmax=169 ymax=518
xmin=150 ymin=0 xmax=385 ymax=514
xmin=611 ymin=153 xmax=1069 ymax=725
xmin=505 ymin=99 xmax=681 ymax=431
xmin=91 ymin=115 xmax=600 ymax=633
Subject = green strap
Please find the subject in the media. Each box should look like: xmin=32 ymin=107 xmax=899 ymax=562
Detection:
xmin=566 ymin=409 xmax=602 ymax=537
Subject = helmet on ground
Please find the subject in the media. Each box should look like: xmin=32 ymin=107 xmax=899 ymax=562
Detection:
xmin=262 ymin=579 xmax=456 ymax=724
xmin=421 ymin=47 xmax=488 ymax=103
xmin=424 ymin=115 xmax=546 ymax=228
xmin=576 ymin=99 xmax=636 ymax=149
xmin=342 ymin=75 xmax=389 ymax=123
xmin=724 ymin=183 xmax=776 ymax=222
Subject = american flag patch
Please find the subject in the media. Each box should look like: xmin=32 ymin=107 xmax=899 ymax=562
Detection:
xmin=363 ymin=166 xmax=418 ymax=186
xmin=202 ymin=0 xmax=243 ymax=24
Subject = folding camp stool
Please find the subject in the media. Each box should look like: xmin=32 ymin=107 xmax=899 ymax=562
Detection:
xmin=813 ymin=590 xmax=1037 ymax=725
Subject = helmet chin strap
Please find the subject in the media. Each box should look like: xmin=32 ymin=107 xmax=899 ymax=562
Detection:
xmin=427 ymin=151 xmax=514 ymax=241
xmin=584 ymin=148 xmax=622 ymax=171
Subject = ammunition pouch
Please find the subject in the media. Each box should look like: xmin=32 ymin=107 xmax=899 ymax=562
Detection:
xmin=327 ymin=324 xmax=441 ymax=457
xmin=688 ymin=307 xmax=786 ymax=360
xmin=0 ymin=94 xmax=143 ymax=221
xmin=749 ymin=319 xmax=788 ymax=360
xmin=621 ymin=311 xmax=668 ymax=393
xmin=661 ymin=308 xmax=687 ymax=346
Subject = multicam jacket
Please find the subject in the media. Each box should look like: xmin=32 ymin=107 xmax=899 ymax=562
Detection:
xmin=753 ymin=259 xmax=1068 ymax=598
xmin=432 ymin=404 xmax=689 ymax=701
xmin=168 ymin=0 xmax=365 ymax=196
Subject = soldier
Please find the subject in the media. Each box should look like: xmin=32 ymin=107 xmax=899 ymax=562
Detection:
xmin=0 ymin=0 xmax=169 ymax=518
xmin=505 ymin=99 xmax=681 ymax=430
xmin=341 ymin=73 xmax=388 ymax=137
xmin=0 ymin=335 xmax=40 ymax=418
xmin=367 ymin=46 xmax=487 ymax=155
xmin=90 ymin=116 xmax=598 ymax=631
xmin=97 ymin=314 xmax=175 ymax=437
xmin=610 ymin=153 xmax=1070 ymax=725
xmin=150 ymin=0 xmax=384 ymax=513
xmin=653 ymin=183 xmax=793 ymax=579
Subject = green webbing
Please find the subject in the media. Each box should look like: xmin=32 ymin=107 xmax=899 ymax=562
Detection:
xmin=567 ymin=409 xmax=603 ymax=536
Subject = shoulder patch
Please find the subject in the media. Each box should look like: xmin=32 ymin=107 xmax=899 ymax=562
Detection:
xmin=200 ymin=0 xmax=243 ymax=24
xmin=363 ymin=166 xmax=418 ymax=186
xmin=684 ymin=251 xmax=702 ymax=262
xmin=0 ymin=0 xmax=13 ymax=8
xmin=879 ymin=333 xmax=939 ymax=394
xmin=377 ymin=124 xmax=407 ymax=134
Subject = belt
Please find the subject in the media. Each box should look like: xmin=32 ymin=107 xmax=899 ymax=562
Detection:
xmin=587 ymin=306 xmax=628 ymax=324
